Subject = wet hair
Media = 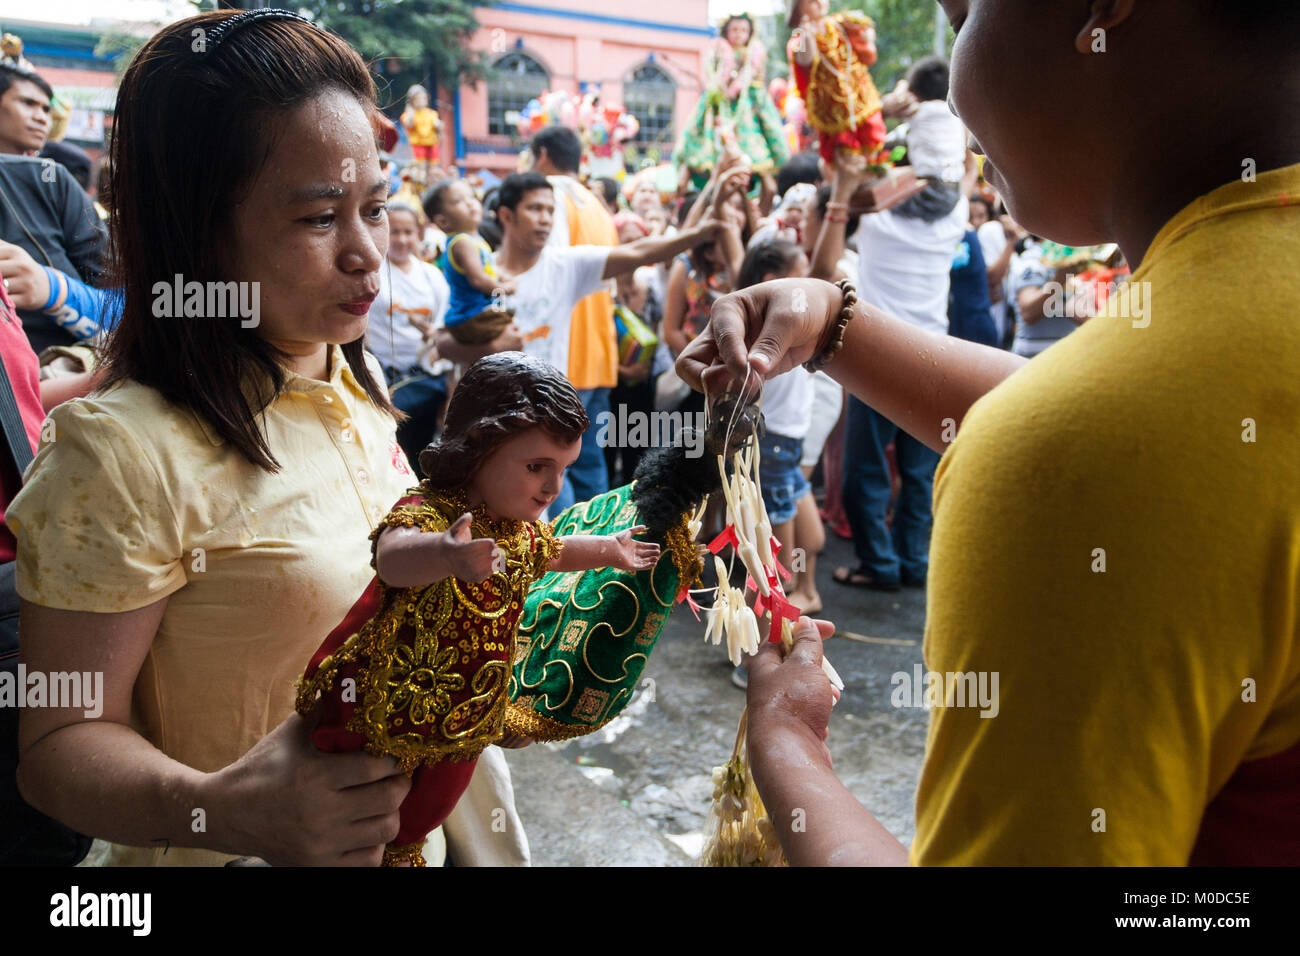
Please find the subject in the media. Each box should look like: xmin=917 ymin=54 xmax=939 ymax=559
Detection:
xmin=530 ymin=125 xmax=583 ymax=174
xmin=736 ymin=238 xmax=805 ymax=290
xmin=100 ymin=11 xmax=397 ymax=472
xmin=497 ymin=171 xmax=553 ymax=213
xmin=813 ymin=183 xmax=861 ymax=239
xmin=905 ymin=56 xmax=949 ymax=103
xmin=0 ymin=64 xmax=53 ymax=102
xmin=776 ymin=151 xmax=822 ymax=197
xmin=422 ymin=177 xmax=461 ymax=222
xmin=418 ymin=352 xmax=589 ymax=488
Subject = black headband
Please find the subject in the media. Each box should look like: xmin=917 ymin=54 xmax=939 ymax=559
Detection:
xmin=204 ymin=8 xmax=313 ymax=51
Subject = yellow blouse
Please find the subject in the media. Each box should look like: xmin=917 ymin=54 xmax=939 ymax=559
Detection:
xmin=8 ymin=346 xmax=418 ymax=865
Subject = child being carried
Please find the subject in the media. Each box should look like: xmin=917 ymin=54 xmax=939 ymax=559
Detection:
xmin=424 ymin=178 xmax=516 ymax=344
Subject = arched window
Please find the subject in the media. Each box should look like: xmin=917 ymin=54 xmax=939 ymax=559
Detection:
xmin=488 ymin=51 xmax=549 ymax=140
xmin=623 ymin=61 xmax=676 ymax=150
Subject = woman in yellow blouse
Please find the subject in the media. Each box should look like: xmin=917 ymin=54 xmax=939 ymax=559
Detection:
xmin=8 ymin=10 xmax=524 ymax=867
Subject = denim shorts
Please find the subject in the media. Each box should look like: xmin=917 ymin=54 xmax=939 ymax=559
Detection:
xmin=758 ymin=431 xmax=811 ymax=525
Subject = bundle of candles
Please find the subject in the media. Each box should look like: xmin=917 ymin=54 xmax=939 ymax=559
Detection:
xmin=686 ymin=376 xmax=842 ymax=866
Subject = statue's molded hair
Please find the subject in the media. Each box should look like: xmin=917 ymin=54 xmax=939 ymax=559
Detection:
xmin=418 ymin=352 xmax=589 ymax=488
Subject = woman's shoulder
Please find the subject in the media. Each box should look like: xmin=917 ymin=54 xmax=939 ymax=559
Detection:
xmin=48 ymin=378 xmax=198 ymax=447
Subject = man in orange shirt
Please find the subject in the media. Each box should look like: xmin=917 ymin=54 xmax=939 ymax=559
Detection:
xmin=530 ymin=125 xmax=618 ymax=513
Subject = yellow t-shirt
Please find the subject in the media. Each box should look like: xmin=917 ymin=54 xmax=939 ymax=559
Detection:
xmin=913 ymin=163 xmax=1300 ymax=865
xmin=8 ymin=347 xmax=418 ymax=866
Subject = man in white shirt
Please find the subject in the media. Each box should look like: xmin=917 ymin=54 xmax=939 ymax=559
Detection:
xmin=435 ymin=171 xmax=724 ymax=512
xmin=531 ymin=126 xmax=621 ymax=509
xmin=839 ymin=176 xmax=969 ymax=591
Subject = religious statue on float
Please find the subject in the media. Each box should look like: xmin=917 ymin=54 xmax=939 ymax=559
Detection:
xmin=674 ymin=14 xmax=791 ymax=193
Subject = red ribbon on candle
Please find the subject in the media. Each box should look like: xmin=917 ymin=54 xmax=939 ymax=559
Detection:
xmin=707 ymin=525 xmax=739 ymax=555
xmin=766 ymin=591 xmax=802 ymax=643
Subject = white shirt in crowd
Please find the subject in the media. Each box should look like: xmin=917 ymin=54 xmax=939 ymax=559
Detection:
xmin=365 ymin=256 xmax=451 ymax=373
xmin=976 ymin=219 xmax=1012 ymax=341
xmin=760 ymin=366 xmax=815 ymax=441
xmin=499 ymin=244 xmax=610 ymax=373
xmin=854 ymin=196 xmax=969 ymax=337
xmin=904 ymin=100 xmax=968 ymax=183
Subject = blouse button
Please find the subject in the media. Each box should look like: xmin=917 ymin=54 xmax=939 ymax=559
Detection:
xmin=320 ymin=394 xmax=334 ymax=404
xmin=356 ymin=468 xmax=370 ymax=484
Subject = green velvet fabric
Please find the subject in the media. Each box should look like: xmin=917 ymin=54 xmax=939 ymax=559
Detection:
xmin=510 ymin=484 xmax=684 ymax=733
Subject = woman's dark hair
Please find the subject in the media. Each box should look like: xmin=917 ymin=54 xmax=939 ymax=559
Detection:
xmin=736 ymin=238 xmax=804 ymax=290
xmin=419 ymin=352 xmax=589 ymax=488
xmin=93 ymin=155 xmax=112 ymax=211
xmin=905 ymin=56 xmax=950 ymax=103
xmin=100 ymin=11 xmax=397 ymax=472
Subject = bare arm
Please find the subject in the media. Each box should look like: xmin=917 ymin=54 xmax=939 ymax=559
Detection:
xmin=718 ymin=220 xmax=745 ymax=283
xmin=39 ymin=368 xmax=106 ymax=411
xmin=16 ymin=598 xmax=411 ymax=865
xmin=547 ymin=527 xmax=659 ymax=573
xmin=676 ymin=278 xmax=1026 ymax=452
xmin=1016 ymin=284 xmax=1054 ymax=326
xmin=603 ymin=221 xmax=719 ymax=279
xmin=960 ymin=149 xmax=980 ymax=198
xmin=433 ymin=323 xmax=525 ymax=364
xmin=809 ymin=153 xmax=868 ymax=282
xmin=986 ymin=238 xmax=1016 ymax=294
xmin=746 ymin=619 xmax=909 ymax=866
xmin=986 ymin=219 xmax=1026 ymax=293
xmin=450 ymin=236 xmax=511 ymax=296
xmin=374 ymin=514 xmax=501 ymax=588
xmin=662 ymin=259 xmax=691 ymax=357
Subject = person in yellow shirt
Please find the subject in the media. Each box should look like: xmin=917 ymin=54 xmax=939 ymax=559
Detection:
xmin=9 ymin=9 xmax=526 ymax=867
xmin=676 ymin=0 xmax=1300 ymax=865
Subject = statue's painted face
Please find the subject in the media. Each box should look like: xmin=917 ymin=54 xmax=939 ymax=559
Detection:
xmin=725 ymin=17 xmax=752 ymax=47
xmin=470 ymin=427 xmax=582 ymax=522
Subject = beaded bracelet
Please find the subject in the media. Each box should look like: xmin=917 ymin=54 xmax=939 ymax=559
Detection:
xmin=803 ymin=278 xmax=856 ymax=373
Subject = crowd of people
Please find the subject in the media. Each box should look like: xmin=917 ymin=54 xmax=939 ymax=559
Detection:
xmin=0 ymin=0 xmax=1296 ymax=869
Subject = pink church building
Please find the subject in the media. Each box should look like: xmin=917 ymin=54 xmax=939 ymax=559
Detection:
xmin=451 ymin=0 xmax=717 ymax=174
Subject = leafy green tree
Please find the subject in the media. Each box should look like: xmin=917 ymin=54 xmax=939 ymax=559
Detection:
xmin=296 ymin=0 xmax=487 ymax=109
xmin=94 ymin=32 xmax=147 ymax=79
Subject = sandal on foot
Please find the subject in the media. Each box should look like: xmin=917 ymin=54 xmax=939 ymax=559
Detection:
xmin=832 ymin=566 xmax=900 ymax=592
